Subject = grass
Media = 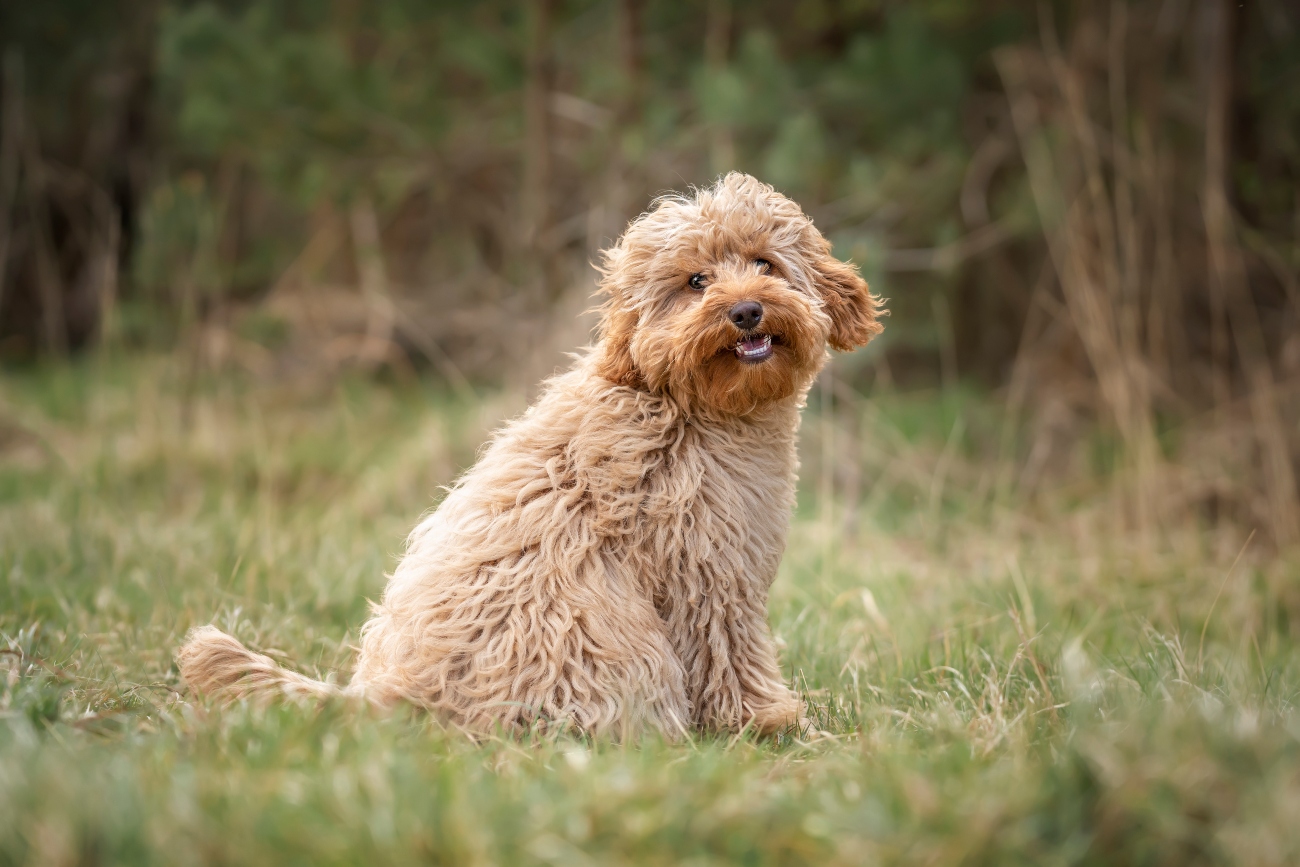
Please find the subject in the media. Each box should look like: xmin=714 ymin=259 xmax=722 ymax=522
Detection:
xmin=2 ymin=354 xmax=1299 ymax=865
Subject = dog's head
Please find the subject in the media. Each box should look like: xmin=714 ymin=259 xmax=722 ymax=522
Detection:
xmin=594 ymin=173 xmax=884 ymax=416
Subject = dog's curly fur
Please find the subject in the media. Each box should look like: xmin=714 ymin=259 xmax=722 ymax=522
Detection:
xmin=178 ymin=173 xmax=884 ymax=737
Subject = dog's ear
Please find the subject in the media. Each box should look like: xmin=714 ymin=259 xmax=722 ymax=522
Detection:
xmin=595 ymin=304 xmax=644 ymax=389
xmin=593 ymin=241 xmax=647 ymax=388
xmin=813 ymin=255 xmax=885 ymax=351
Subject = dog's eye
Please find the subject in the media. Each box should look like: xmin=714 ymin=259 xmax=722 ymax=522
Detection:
xmin=755 ymin=258 xmax=773 ymax=273
xmin=688 ymin=273 xmax=708 ymax=291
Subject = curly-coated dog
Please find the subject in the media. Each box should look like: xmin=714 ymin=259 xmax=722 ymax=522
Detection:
xmin=178 ymin=173 xmax=884 ymax=737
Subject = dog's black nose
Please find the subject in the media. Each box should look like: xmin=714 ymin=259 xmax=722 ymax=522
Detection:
xmin=728 ymin=300 xmax=764 ymax=331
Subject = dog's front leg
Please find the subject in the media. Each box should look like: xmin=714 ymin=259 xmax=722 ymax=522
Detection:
xmin=665 ymin=574 xmax=803 ymax=736
xmin=723 ymin=590 xmax=804 ymax=736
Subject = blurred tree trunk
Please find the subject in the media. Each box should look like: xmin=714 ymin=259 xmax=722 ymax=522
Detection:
xmin=0 ymin=51 xmax=20 ymax=325
xmin=0 ymin=2 xmax=154 ymax=357
xmin=617 ymin=0 xmax=644 ymax=112
xmin=522 ymin=0 xmax=558 ymax=300
xmin=1201 ymin=0 xmax=1300 ymax=545
xmin=705 ymin=0 xmax=734 ymax=174
xmin=593 ymin=0 xmax=644 ymax=248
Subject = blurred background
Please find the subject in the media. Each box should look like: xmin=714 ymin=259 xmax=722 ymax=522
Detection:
xmin=7 ymin=5 xmax=1300 ymax=855
xmin=1 ymin=0 xmax=1298 ymax=544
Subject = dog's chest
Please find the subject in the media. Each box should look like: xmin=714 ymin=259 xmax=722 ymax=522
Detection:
xmin=630 ymin=418 xmax=798 ymax=588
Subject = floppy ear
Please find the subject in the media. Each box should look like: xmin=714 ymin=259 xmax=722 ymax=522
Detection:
xmin=594 ymin=304 xmax=644 ymax=388
xmin=591 ymin=240 xmax=646 ymax=388
xmin=814 ymin=256 xmax=885 ymax=351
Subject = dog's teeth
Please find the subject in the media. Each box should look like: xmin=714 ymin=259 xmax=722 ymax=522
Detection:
xmin=735 ymin=335 xmax=773 ymax=357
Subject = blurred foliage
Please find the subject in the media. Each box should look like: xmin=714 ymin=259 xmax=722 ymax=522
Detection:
xmin=0 ymin=1 xmax=1298 ymax=410
xmin=2 ymin=1 xmax=1041 ymax=363
xmin=159 ymin=2 xmax=464 ymax=203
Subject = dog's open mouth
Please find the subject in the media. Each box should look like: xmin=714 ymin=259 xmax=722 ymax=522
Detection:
xmin=734 ymin=334 xmax=775 ymax=363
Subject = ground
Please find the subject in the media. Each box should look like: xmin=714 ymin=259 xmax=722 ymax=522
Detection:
xmin=2 ymin=355 xmax=1298 ymax=865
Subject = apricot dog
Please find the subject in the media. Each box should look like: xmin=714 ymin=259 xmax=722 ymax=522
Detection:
xmin=178 ymin=173 xmax=884 ymax=737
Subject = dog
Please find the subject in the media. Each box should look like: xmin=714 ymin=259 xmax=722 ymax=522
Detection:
xmin=178 ymin=173 xmax=884 ymax=737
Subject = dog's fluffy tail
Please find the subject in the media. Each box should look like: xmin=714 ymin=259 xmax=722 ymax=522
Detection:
xmin=177 ymin=625 xmax=344 ymax=703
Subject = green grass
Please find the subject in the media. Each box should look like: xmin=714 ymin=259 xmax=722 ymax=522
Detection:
xmin=2 ymin=356 xmax=1299 ymax=865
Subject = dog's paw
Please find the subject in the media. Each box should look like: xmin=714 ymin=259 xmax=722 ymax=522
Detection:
xmin=793 ymin=716 xmax=835 ymax=741
xmin=744 ymin=694 xmax=804 ymax=736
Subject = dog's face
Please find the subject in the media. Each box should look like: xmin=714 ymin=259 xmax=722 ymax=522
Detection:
xmin=595 ymin=173 xmax=884 ymax=416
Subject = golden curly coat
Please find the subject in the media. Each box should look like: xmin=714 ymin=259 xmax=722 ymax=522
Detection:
xmin=178 ymin=173 xmax=884 ymax=737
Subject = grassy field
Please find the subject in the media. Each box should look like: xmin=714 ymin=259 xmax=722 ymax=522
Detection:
xmin=2 ymin=355 xmax=1298 ymax=865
